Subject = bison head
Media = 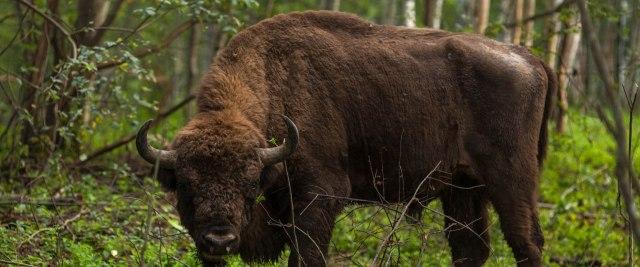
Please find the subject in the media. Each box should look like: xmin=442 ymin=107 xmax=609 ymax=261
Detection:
xmin=135 ymin=114 xmax=298 ymax=263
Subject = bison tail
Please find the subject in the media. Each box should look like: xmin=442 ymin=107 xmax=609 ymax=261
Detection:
xmin=538 ymin=62 xmax=557 ymax=168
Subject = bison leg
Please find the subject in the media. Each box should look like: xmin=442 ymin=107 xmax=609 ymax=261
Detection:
xmin=530 ymin=207 xmax=544 ymax=250
xmin=483 ymin=165 xmax=542 ymax=267
xmin=285 ymin=204 xmax=342 ymax=267
xmin=440 ymin=172 xmax=490 ymax=267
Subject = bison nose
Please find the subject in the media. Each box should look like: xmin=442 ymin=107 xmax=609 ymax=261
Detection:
xmin=204 ymin=233 xmax=237 ymax=247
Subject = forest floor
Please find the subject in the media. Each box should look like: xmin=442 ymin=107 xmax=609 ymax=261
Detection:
xmin=0 ymin=111 xmax=637 ymax=266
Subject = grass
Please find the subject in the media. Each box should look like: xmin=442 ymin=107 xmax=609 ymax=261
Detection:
xmin=0 ymin=111 xmax=637 ymax=266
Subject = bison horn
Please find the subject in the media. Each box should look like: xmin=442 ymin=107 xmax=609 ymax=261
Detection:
xmin=257 ymin=115 xmax=299 ymax=166
xmin=136 ymin=120 xmax=177 ymax=169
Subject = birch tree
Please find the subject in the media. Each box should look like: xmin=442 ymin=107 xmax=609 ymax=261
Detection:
xmin=555 ymin=11 xmax=581 ymax=133
xmin=404 ymin=0 xmax=416 ymax=27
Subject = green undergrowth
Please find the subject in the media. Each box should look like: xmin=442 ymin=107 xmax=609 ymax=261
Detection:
xmin=0 ymin=111 xmax=637 ymax=266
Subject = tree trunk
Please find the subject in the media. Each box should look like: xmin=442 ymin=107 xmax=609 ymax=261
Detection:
xmin=74 ymin=0 xmax=123 ymax=144
xmin=617 ymin=0 xmax=630 ymax=91
xmin=184 ymin=24 xmax=201 ymax=119
xmin=498 ymin=0 xmax=513 ymax=42
xmin=544 ymin=0 xmax=562 ymax=70
xmin=384 ymin=0 xmax=398 ymax=25
xmin=627 ymin=0 xmax=640 ymax=88
xmin=555 ymin=12 xmax=581 ymax=133
xmin=424 ymin=0 xmax=443 ymax=29
xmin=457 ymin=0 xmax=476 ymax=29
xmin=404 ymin=0 xmax=416 ymax=27
xmin=524 ymin=0 xmax=536 ymax=47
xmin=20 ymin=0 xmax=57 ymax=159
xmin=512 ymin=0 xmax=524 ymax=44
xmin=475 ymin=0 xmax=491 ymax=34
xmin=320 ymin=0 xmax=340 ymax=11
xmin=265 ymin=0 xmax=275 ymax=18
xmin=74 ymin=0 xmax=111 ymax=46
xmin=332 ymin=0 xmax=341 ymax=11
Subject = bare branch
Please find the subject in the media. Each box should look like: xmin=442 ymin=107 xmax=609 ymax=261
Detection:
xmin=16 ymin=0 xmax=77 ymax=58
xmin=504 ymin=0 xmax=576 ymax=28
xmin=0 ymin=259 xmax=36 ymax=267
xmin=0 ymin=8 xmax=28 ymax=59
xmin=371 ymin=162 xmax=442 ymax=266
xmin=76 ymin=95 xmax=195 ymax=165
xmin=96 ymin=20 xmax=196 ymax=70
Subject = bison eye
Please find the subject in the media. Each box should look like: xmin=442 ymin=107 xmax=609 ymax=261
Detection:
xmin=249 ymin=180 xmax=259 ymax=190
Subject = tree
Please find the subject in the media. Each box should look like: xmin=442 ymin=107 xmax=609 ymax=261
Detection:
xmin=184 ymin=24 xmax=201 ymax=119
xmin=424 ymin=0 xmax=443 ymax=29
xmin=384 ymin=0 xmax=398 ymax=25
xmin=475 ymin=0 xmax=491 ymax=34
xmin=626 ymin=0 xmax=640 ymax=89
xmin=499 ymin=0 xmax=513 ymax=42
xmin=2 ymin=0 xmax=257 ymax=170
xmin=512 ymin=0 xmax=524 ymax=44
xmin=404 ymin=0 xmax=416 ymax=27
xmin=320 ymin=0 xmax=341 ymax=11
xmin=544 ymin=0 xmax=562 ymax=70
xmin=555 ymin=10 xmax=581 ymax=133
xmin=458 ymin=0 xmax=476 ymax=30
xmin=523 ymin=0 xmax=536 ymax=47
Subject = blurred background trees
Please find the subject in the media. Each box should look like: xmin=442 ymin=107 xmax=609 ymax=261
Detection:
xmin=0 ymin=0 xmax=639 ymax=265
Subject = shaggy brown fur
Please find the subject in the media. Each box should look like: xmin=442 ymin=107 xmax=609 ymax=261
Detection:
xmin=152 ymin=11 xmax=556 ymax=267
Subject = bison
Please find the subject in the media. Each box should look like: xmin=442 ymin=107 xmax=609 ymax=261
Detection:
xmin=136 ymin=11 xmax=555 ymax=267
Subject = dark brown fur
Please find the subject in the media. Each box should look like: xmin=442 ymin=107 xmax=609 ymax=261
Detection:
xmin=154 ymin=11 xmax=555 ymax=267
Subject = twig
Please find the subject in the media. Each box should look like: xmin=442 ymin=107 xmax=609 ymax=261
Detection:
xmin=17 ymin=208 xmax=87 ymax=250
xmin=61 ymin=208 xmax=86 ymax=227
xmin=538 ymin=202 xmax=557 ymax=209
xmin=96 ymin=20 xmax=195 ymax=70
xmin=0 ymin=8 xmax=28 ymax=59
xmin=265 ymin=220 xmax=327 ymax=266
xmin=0 ymin=13 xmax=16 ymax=24
xmin=16 ymin=0 xmax=77 ymax=58
xmin=504 ymin=0 xmax=576 ymax=28
xmin=0 ymin=110 xmax=17 ymax=143
xmin=76 ymin=95 xmax=195 ymax=164
xmin=0 ymin=259 xmax=36 ymax=267
xmin=370 ymin=162 xmax=442 ymax=266
xmin=89 ymin=26 xmax=135 ymax=33
xmin=139 ymin=150 xmax=161 ymax=267
xmin=424 ymin=203 xmax=490 ymax=242
xmin=282 ymin=160 xmax=301 ymax=266
xmin=0 ymin=197 xmax=80 ymax=206
xmin=90 ymin=0 xmax=125 ymax=45
xmin=298 ymin=194 xmax=319 ymax=216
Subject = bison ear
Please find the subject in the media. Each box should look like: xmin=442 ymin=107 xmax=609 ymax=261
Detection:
xmin=156 ymin=168 xmax=177 ymax=191
xmin=259 ymin=164 xmax=284 ymax=190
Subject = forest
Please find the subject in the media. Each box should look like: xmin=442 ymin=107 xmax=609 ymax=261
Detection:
xmin=0 ymin=0 xmax=639 ymax=266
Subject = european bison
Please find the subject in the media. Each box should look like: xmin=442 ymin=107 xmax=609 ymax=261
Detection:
xmin=136 ymin=11 xmax=555 ymax=267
